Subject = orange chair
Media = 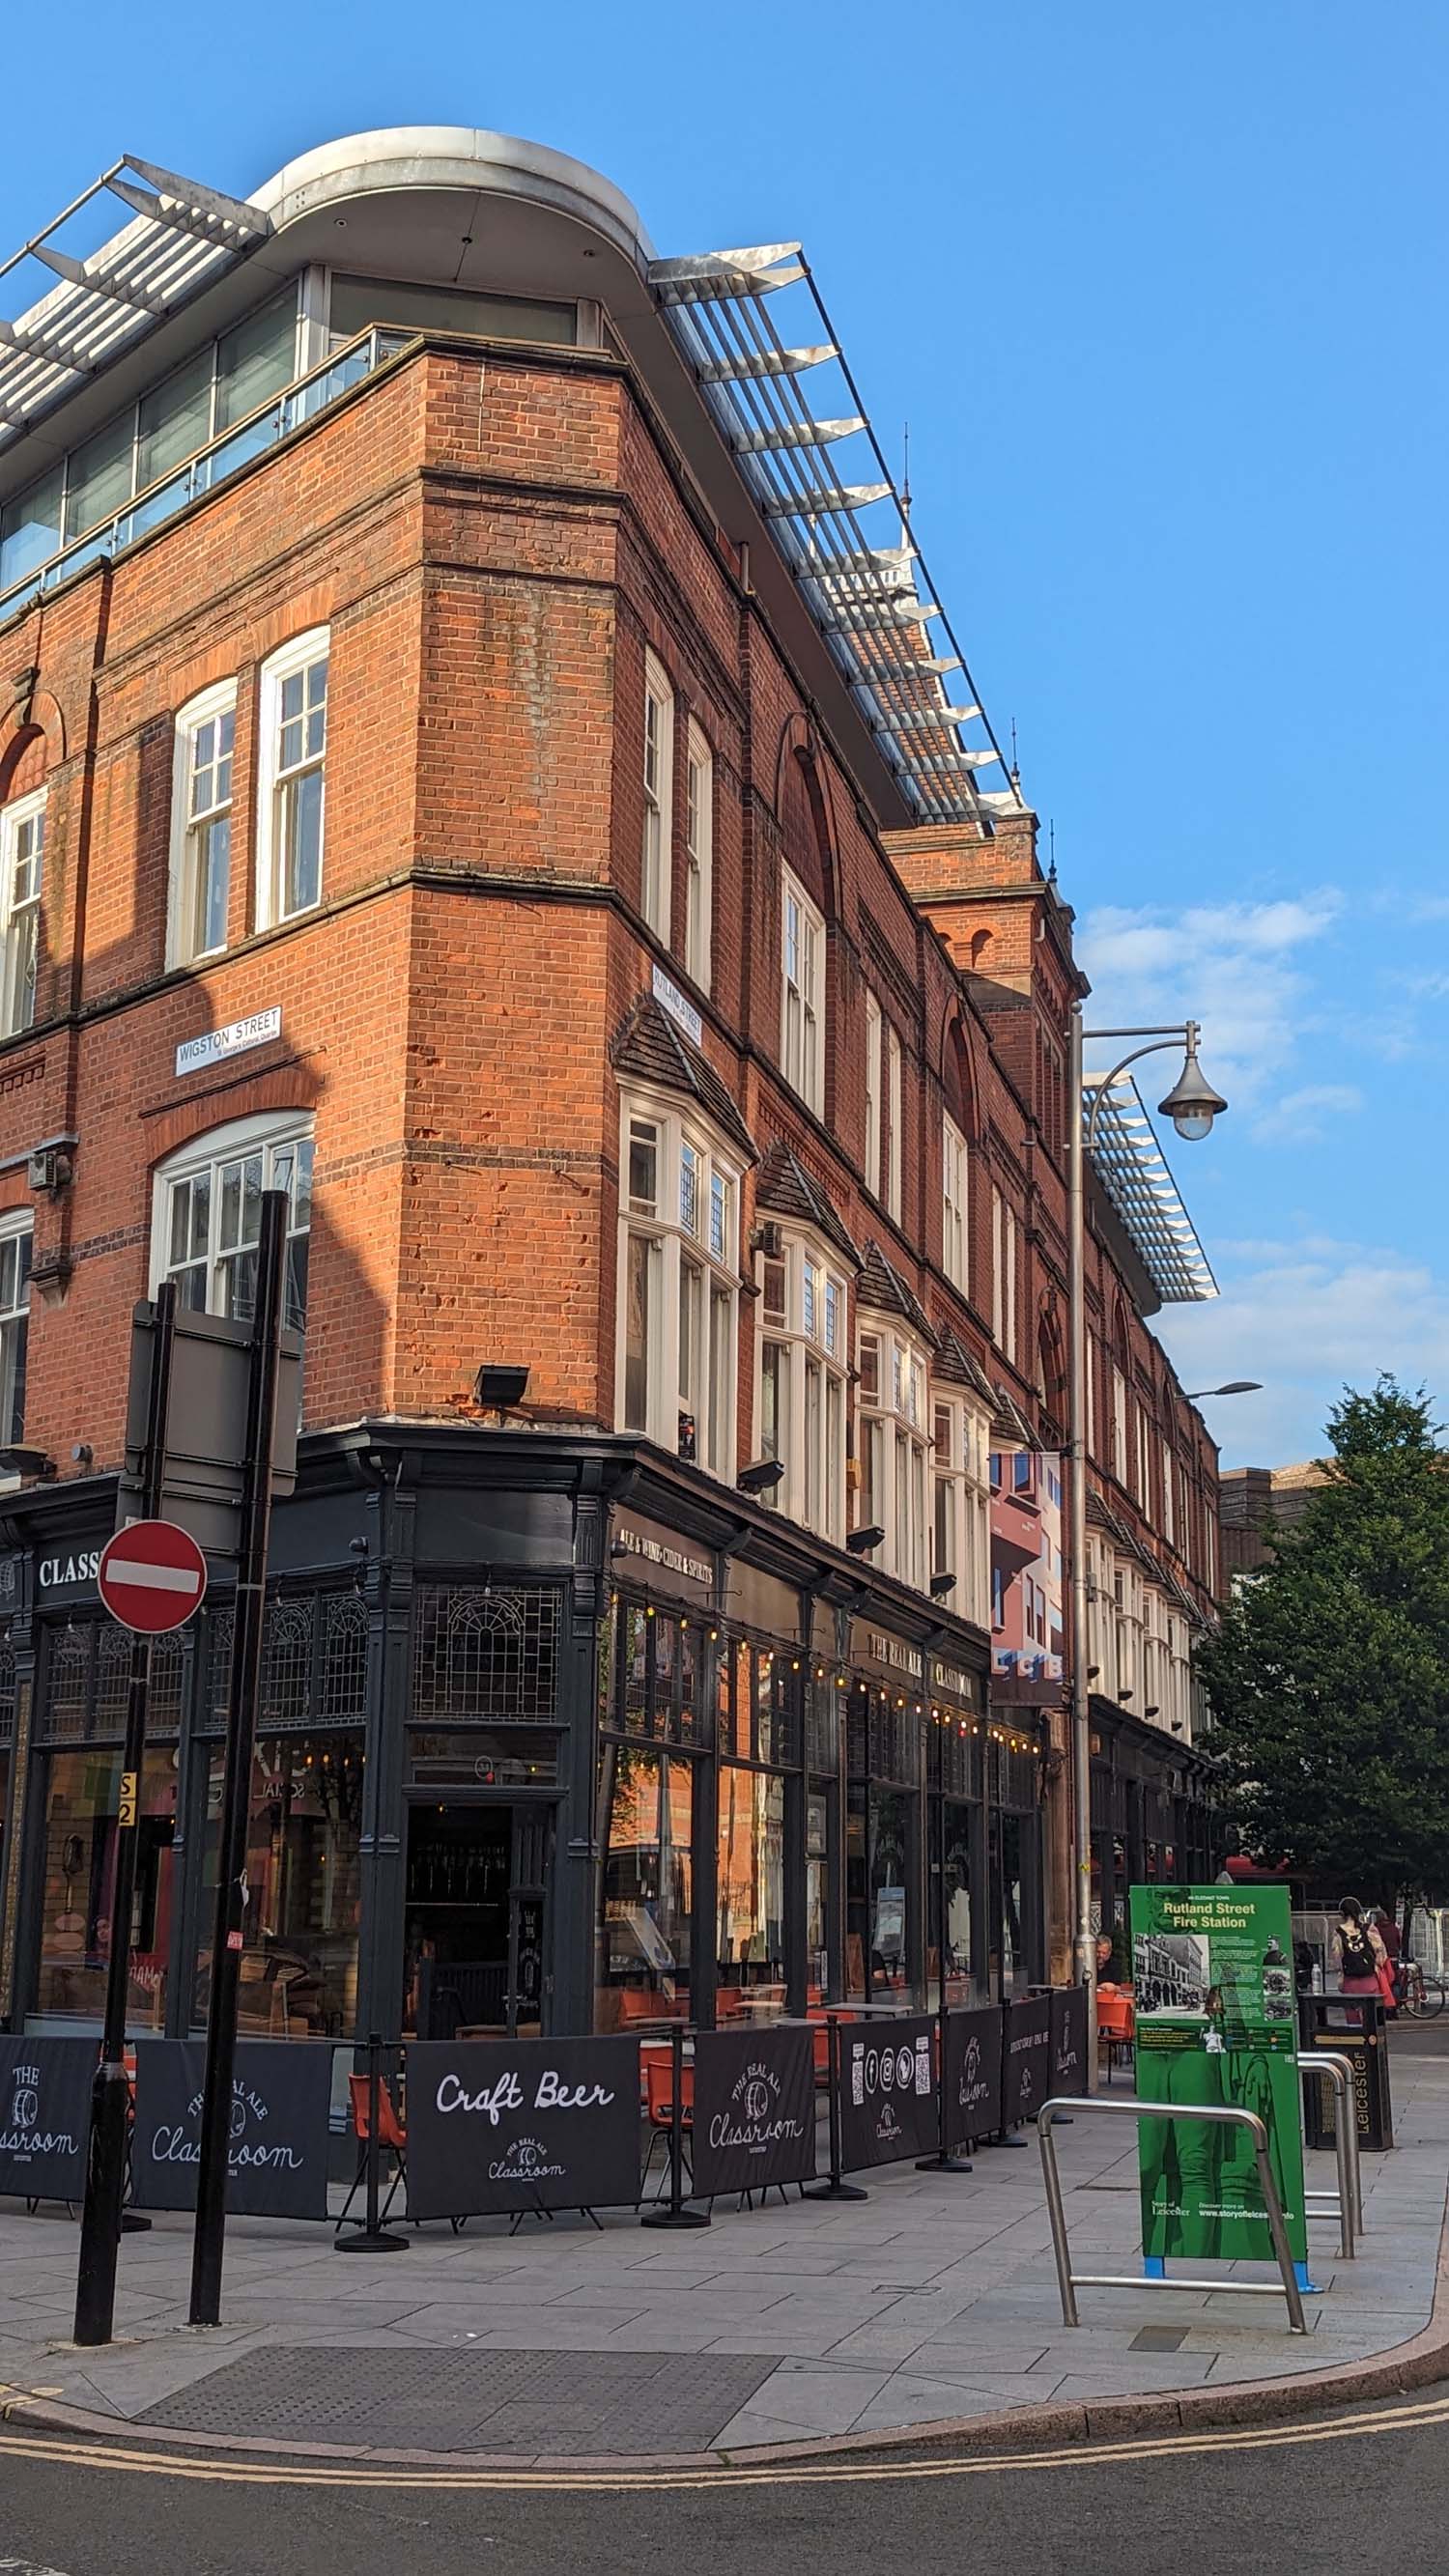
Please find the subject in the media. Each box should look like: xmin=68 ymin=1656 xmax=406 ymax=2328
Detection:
xmin=1096 ymin=1991 xmax=1135 ymax=2079
xmin=639 ymin=2053 xmax=696 ymax=2198
xmin=336 ymin=2070 xmax=412 ymax=2231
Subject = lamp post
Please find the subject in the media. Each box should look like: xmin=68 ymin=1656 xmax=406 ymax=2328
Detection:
xmin=1066 ymin=1011 xmax=1227 ymax=2068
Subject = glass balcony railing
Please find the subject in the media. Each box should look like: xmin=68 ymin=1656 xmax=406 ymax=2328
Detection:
xmin=0 ymin=326 xmax=416 ymax=630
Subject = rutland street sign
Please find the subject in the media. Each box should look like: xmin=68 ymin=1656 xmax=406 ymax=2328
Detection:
xmin=97 ymin=1518 xmax=208 ymax=1635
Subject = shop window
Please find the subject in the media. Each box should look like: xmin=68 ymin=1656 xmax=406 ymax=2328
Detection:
xmin=412 ymin=1584 xmax=559 ymax=1726
xmin=34 ymin=1747 xmax=179 ymax=2026
xmin=594 ymin=1742 xmax=694 ymax=2026
xmin=755 ymin=1231 xmax=847 ymax=1541
xmin=169 ymin=681 xmax=236 ymax=967
xmin=616 ymin=1091 xmax=739 ymax=1476
xmin=154 ymin=1111 xmax=314 ymax=1333
xmin=717 ymin=1764 xmax=785 ymax=2002
xmin=781 ymin=866 xmax=824 ymax=1114
xmin=604 ymin=1602 xmax=703 ymax=1745
xmin=194 ymin=1732 xmax=364 ymax=2038
xmin=0 ymin=787 xmax=44 ymax=1039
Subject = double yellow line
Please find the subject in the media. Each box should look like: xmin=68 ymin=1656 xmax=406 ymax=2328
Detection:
xmin=0 ymin=2385 xmax=1444 ymax=2493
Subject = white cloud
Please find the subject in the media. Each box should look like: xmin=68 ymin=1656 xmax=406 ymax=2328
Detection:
xmin=1156 ymin=1236 xmax=1449 ymax=1466
xmin=1078 ymin=891 xmax=1342 ymax=1109
xmin=1249 ymin=1082 xmax=1363 ymax=1145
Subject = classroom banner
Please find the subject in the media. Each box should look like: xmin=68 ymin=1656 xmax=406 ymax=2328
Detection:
xmin=1130 ymin=1883 xmax=1308 ymax=2265
xmin=837 ymin=2017 xmax=938 ymax=2169
xmin=1051 ymin=1987 xmax=1089 ymax=2098
xmin=1002 ymin=1993 xmax=1053 ymax=2125
xmin=691 ymin=2024 xmax=816 ymax=2198
xmin=131 ymin=2040 xmax=333 ymax=2219
xmin=943 ymin=2005 xmax=1004 ymax=2147
xmin=406 ymin=2036 xmax=641 ymax=2221
xmin=0 ymin=2036 xmax=93 ymax=2204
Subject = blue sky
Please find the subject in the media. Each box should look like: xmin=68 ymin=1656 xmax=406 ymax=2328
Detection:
xmin=6 ymin=2 xmax=1446 ymax=1467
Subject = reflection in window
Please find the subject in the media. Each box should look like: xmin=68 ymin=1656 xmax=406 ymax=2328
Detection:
xmin=716 ymin=1766 xmax=785 ymax=2007
xmin=594 ymin=1743 xmax=693 ymax=2027
xmin=195 ymin=1733 xmax=364 ymax=2038
xmin=35 ymin=1749 xmax=178 ymax=2026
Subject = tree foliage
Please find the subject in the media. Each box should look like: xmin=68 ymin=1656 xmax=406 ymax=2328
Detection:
xmin=1201 ymin=1378 xmax=1449 ymax=1905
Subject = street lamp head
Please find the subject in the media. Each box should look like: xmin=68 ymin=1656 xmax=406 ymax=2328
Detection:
xmin=1157 ymin=1033 xmax=1228 ymax=1142
xmin=1185 ymin=1380 xmax=1263 ymax=1400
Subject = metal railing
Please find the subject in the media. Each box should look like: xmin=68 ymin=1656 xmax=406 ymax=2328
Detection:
xmin=1300 ymin=2048 xmax=1363 ymax=2250
xmin=1037 ymin=2094 xmax=1307 ymax=2334
xmin=0 ymin=325 xmax=416 ymax=628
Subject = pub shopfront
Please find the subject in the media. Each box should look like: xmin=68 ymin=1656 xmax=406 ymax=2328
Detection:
xmin=0 ymin=1424 xmax=1017 ymax=2051
xmin=1089 ymin=1692 xmax=1217 ymax=1970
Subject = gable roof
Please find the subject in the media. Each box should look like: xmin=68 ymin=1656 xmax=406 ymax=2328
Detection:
xmin=611 ymin=996 xmax=757 ymax=1164
xmin=857 ymin=1240 xmax=938 ymax=1346
xmin=754 ymin=1142 xmax=862 ymax=1269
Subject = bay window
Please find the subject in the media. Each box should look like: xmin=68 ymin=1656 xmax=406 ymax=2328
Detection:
xmin=781 ymin=867 xmax=824 ymax=1114
xmin=755 ymin=1232 xmax=848 ymax=1541
xmin=617 ymin=1092 xmax=739 ymax=1476
xmin=857 ymin=1317 xmax=931 ymax=1589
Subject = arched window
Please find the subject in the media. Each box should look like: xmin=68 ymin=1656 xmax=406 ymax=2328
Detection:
xmin=151 ymin=1109 xmax=315 ymax=1331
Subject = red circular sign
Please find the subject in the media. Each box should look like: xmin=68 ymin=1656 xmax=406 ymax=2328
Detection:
xmin=98 ymin=1519 xmax=209 ymax=1634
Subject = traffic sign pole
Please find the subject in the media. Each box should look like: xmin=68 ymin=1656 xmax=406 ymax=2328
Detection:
xmin=190 ymin=1190 xmax=289 ymax=2328
xmin=74 ymin=1283 xmax=177 ymax=2347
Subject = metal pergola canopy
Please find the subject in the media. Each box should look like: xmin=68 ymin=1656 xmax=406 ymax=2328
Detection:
xmin=0 ymin=156 xmax=271 ymax=451
xmin=648 ymin=241 xmax=1021 ymax=831
xmin=1085 ymin=1075 xmax=1218 ymax=1305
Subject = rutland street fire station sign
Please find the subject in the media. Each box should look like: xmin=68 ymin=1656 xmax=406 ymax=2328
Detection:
xmin=98 ymin=1518 xmax=208 ymax=1634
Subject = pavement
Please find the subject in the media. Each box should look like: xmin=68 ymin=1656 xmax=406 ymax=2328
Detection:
xmin=1 ymin=2029 xmax=1447 ymax=2465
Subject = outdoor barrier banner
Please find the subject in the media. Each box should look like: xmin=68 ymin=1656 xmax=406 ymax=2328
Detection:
xmin=837 ymin=2016 xmax=937 ymax=2170
xmin=692 ymin=2024 xmax=817 ymax=2199
xmin=1002 ymin=1994 xmax=1054 ymax=2126
xmin=130 ymin=2040 xmax=332 ymax=2220
xmin=943 ymin=2005 xmax=1003 ymax=2147
xmin=0 ymin=2036 xmax=93 ymax=2203
xmin=1130 ymin=1883 xmax=1308 ymax=2265
xmin=406 ymin=2036 xmax=641 ymax=2221
xmin=1050 ymin=1987 xmax=1089 ymax=2099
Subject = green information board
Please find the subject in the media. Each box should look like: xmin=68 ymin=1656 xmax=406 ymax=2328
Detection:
xmin=1130 ymin=1882 xmax=1307 ymax=2266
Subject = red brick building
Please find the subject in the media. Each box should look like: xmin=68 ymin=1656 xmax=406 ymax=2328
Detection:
xmin=0 ymin=129 xmax=1220 ymax=2048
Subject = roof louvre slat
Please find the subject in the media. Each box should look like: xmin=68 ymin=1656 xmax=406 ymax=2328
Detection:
xmin=1085 ymin=1074 xmax=1218 ymax=1305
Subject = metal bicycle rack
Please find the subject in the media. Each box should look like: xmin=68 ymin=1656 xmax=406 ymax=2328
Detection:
xmin=1037 ymin=2094 xmax=1308 ymax=2334
xmin=1299 ymin=2050 xmax=1363 ymax=2252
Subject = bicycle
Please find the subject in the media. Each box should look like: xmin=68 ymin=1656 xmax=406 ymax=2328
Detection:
xmin=1402 ymin=1962 xmax=1446 ymax=2019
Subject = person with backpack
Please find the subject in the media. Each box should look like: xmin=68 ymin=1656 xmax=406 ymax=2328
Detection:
xmin=1333 ymin=1898 xmax=1389 ymax=1998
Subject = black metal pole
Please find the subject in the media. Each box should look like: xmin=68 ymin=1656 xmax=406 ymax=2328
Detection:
xmin=73 ymin=1285 xmax=177 ymax=2346
xmin=918 ymin=1732 xmax=972 ymax=2175
xmin=335 ymin=2031 xmax=408 ymax=2253
xmin=639 ymin=2024 xmax=710 ymax=2229
xmin=188 ymin=1193 xmax=288 ymax=2327
xmin=804 ymin=2011 xmax=868 ymax=2199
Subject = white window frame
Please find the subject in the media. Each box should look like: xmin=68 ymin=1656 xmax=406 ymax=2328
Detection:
xmin=615 ymin=1088 xmax=739 ymax=1478
xmin=942 ymin=1112 xmax=968 ymax=1291
xmin=781 ymin=865 xmax=824 ymax=1115
xmin=858 ymin=1314 xmax=931 ymax=1590
xmin=683 ymin=718 xmax=712 ymax=991
xmin=1161 ymin=1437 xmax=1176 ymax=1546
xmin=151 ymin=1110 xmax=315 ymax=1331
xmin=0 ymin=1208 xmax=33 ymax=1454
xmin=991 ymin=1187 xmax=1019 ymax=1361
xmin=641 ymin=652 xmax=674 ymax=944
xmin=0 ymin=787 xmax=44 ymax=1040
xmin=168 ymin=679 xmax=237 ymax=969
xmin=256 ymin=627 xmax=329 ymax=930
xmin=885 ymin=1021 xmax=902 ymax=1224
xmin=754 ymin=1230 xmax=848 ymax=1543
xmin=865 ymin=992 xmax=882 ymax=1198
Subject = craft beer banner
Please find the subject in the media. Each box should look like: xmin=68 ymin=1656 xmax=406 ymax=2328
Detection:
xmin=692 ymin=2025 xmax=816 ymax=2198
xmin=406 ymin=2036 xmax=641 ymax=2220
xmin=1050 ymin=1987 xmax=1090 ymax=2099
xmin=1130 ymin=1883 xmax=1308 ymax=2266
xmin=1002 ymin=1994 xmax=1053 ymax=2126
xmin=837 ymin=2016 xmax=938 ymax=2169
xmin=131 ymin=2040 xmax=333 ymax=2219
xmin=0 ymin=2036 xmax=93 ymax=2203
xmin=943 ymin=2005 xmax=1004 ymax=2147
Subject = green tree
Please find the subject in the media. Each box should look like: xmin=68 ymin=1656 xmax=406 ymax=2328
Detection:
xmin=1201 ymin=1378 xmax=1449 ymax=1907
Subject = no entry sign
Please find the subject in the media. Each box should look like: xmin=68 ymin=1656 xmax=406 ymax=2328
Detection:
xmin=98 ymin=1518 xmax=208 ymax=1634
